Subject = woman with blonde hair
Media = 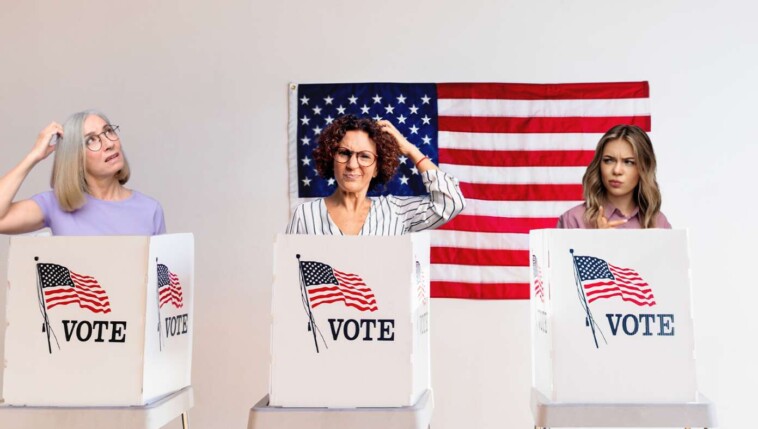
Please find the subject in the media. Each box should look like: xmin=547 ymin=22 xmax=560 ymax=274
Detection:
xmin=557 ymin=124 xmax=670 ymax=229
xmin=0 ymin=110 xmax=165 ymax=235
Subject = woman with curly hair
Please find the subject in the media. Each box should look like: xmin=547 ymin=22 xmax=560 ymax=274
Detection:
xmin=557 ymin=124 xmax=670 ymax=229
xmin=287 ymin=115 xmax=465 ymax=235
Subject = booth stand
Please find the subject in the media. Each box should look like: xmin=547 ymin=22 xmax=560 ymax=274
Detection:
xmin=1 ymin=235 xmax=195 ymax=428
xmin=529 ymin=230 xmax=716 ymax=429
xmin=248 ymin=389 xmax=433 ymax=429
xmin=531 ymin=388 xmax=716 ymax=428
xmin=0 ymin=386 xmax=193 ymax=429
xmin=251 ymin=233 xmax=433 ymax=428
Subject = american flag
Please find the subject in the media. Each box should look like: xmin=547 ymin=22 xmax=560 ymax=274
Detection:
xmin=37 ymin=263 xmax=112 ymax=314
xmin=532 ymin=255 xmax=544 ymax=303
xmin=574 ymin=255 xmax=656 ymax=306
xmin=299 ymin=260 xmax=378 ymax=312
xmin=158 ymin=263 xmax=184 ymax=309
xmin=290 ymin=82 xmax=651 ymax=299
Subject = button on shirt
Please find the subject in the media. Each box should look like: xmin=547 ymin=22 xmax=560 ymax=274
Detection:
xmin=556 ymin=202 xmax=671 ymax=229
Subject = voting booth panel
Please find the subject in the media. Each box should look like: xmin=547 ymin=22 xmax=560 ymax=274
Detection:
xmin=270 ymin=233 xmax=431 ymax=408
xmin=3 ymin=234 xmax=194 ymax=406
xmin=530 ymin=229 xmax=697 ymax=403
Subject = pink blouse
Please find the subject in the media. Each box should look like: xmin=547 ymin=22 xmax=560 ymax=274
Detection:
xmin=556 ymin=202 xmax=671 ymax=229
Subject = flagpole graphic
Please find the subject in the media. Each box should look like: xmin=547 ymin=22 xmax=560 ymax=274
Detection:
xmin=34 ymin=257 xmax=58 ymax=354
xmin=570 ymin=249 xmax=606 ymax=349
xmin=296 ymin=254 xmax=323 ymax=353
xmin=156 ymin=258 xmax=163 ymax=351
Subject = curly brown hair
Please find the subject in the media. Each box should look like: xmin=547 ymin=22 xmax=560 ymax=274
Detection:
xmin=313 ymin=115 xmax=401 ymax=191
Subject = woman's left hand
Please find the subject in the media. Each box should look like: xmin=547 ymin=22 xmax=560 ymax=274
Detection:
xmin=377 ymin=120 xmax=416 ymax=156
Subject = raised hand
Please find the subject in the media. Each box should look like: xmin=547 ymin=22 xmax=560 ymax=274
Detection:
xmin=596 ymin=206 xmax=628 ymax=229
xmin=376 ymin=119 xmax=416 ymax=156
xmin=29 ymin=122 xmax=62 ymax=163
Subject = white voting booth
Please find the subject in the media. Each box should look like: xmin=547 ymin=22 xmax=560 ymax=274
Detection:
xmin=2 ymin=234 xmax=194 ymax=407
xmin=529 ymin=229 xmax=698 ymax=404
xmin=269 ymin=233 xmax=431 ymax=408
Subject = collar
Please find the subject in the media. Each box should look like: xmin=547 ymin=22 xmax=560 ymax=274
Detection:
xmin=603 ymin=200 xmax=639 ymax=220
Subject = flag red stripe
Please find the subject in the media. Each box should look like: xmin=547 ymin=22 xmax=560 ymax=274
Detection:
xmin=438 ymin=215 xmax=558 ymax=233
xmin=311 ymin=297 xmax=377 ymax=311
xmin=47 ymin=298 xmax=111 ymax=313
xmin=44 ymin=292 xmax=110 ymax=308
xmin=308 ymin=285 xmax=376 ymax=298
xmin=76 ymin=303 xmax=112 ymax=314
xmin=431 ymin=247 xmax=529 ymax=267
xmin=437 ymin=82 xmax=650 ymax=100
xmin=587 ymin=291 xmax=656 ymax=307
xmin=46 ymin=298 xmax=80 ymax=308
xmin=308 ymin=284 xmax=376 ymax=301
xmin=586 ymin=286 xmax=653 ymax=301
xmin=310 ymin=290 xmax=376 ymax=306
xmin=458 ymin=182 xmax=584 ymax=201
xmin=439 ymin=149 xmax=595 ymax=167
xmin=438 ymin=116 xmax=651 ymax=134
xmin=308 ymin=287 xmax=376 ymax=302
xmin=431 ymin=281 xmax=529 ymax=299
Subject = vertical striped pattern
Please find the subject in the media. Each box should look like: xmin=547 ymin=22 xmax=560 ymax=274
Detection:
xmin=287 ymin=170 xmax=465 ymax=235
xmin=433 ymin=82 xmax=650 ymax=299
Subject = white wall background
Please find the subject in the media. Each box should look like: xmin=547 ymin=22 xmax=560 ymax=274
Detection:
xmin=1 ymin=0 xmax=755 ymax=427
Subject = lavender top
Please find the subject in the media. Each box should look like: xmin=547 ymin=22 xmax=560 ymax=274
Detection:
xmin=31 ymin=190 xmax=166 ymax=236
xmin=556 ymin=202 xmax=671 ymax=229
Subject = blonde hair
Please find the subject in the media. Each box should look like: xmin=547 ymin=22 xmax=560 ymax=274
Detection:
xmin=582 ymin=125 xmax=661 ymax=228
xmin=50 ymin=110 xmax=130 ymax=212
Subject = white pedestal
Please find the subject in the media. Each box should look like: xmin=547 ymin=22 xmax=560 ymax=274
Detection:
xmin=0 ymin=386 xmax=193 ymax=429
xmin=531 ymin=388 xmax=717 ymax=428
xmin=270 ymin=234 xmax=431 ymax=407
xmin=248 ymin=389 xmax=433 ymax=429
xmin=4 ymin=234 xmax=195 ymax=406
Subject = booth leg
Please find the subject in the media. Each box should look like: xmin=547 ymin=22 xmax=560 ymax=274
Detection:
xmin=181 ymin=411 xmax=189 ymax=429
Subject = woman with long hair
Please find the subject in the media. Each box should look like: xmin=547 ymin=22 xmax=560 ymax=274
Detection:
xmin=0 ymin=110 xmax=165 ymax=235
xmin=557 ymin=124 xmax=670 ymax=229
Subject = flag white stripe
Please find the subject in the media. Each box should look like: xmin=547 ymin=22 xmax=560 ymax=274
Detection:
xmin=440 ymin=164 xmax=585 ymax=185
xmin=461 ymin=199 xmax=583 ymax=218
xmin=438 ymin=98 xmax=650 ymax=118
xmin=431 ymin=264 xmax=528 ymax=283
xmin=431 ymin=230 xmax=529 ymax=250
xmin=438 ymin=131 xmax=605 ymax=151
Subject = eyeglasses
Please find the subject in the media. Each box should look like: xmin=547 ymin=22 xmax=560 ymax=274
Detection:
xmin=84 ymin=125 xmax=120 ymax=152
xmin=334 ymin=147 xmax=377 ymax=167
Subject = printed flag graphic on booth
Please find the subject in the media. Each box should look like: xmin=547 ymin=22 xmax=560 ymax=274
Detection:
xmin=299 ymin=260 xmax=378 ymax=312
xmin=289 ymin=82 xmax=651 ymax=299
xmin=574 ymin=255 xmax=656 ymax=306
xmin=158 ymin=263 xmax=184 ymax=309
xmin=37 ymin=263 xmax=112 ymax=314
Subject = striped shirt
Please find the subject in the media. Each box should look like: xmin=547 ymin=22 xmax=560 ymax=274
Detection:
xmin=286 ymin=170 xmax=466 ymax=236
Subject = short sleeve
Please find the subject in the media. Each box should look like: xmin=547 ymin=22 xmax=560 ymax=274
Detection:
xmin=30 ymin=191 xmax=54 ymax=228
xmin=556 ymin=214 xmax=566 ymax=228
xmin=153 ymin=202 xmax=166 ymax=235
xmin=286 ymin=205 xmax=304 ymax=234
xmin=656 ymin=212 xmax=672 ymax=229
xmin=555 ymin=204 xmax=586 ymax=229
